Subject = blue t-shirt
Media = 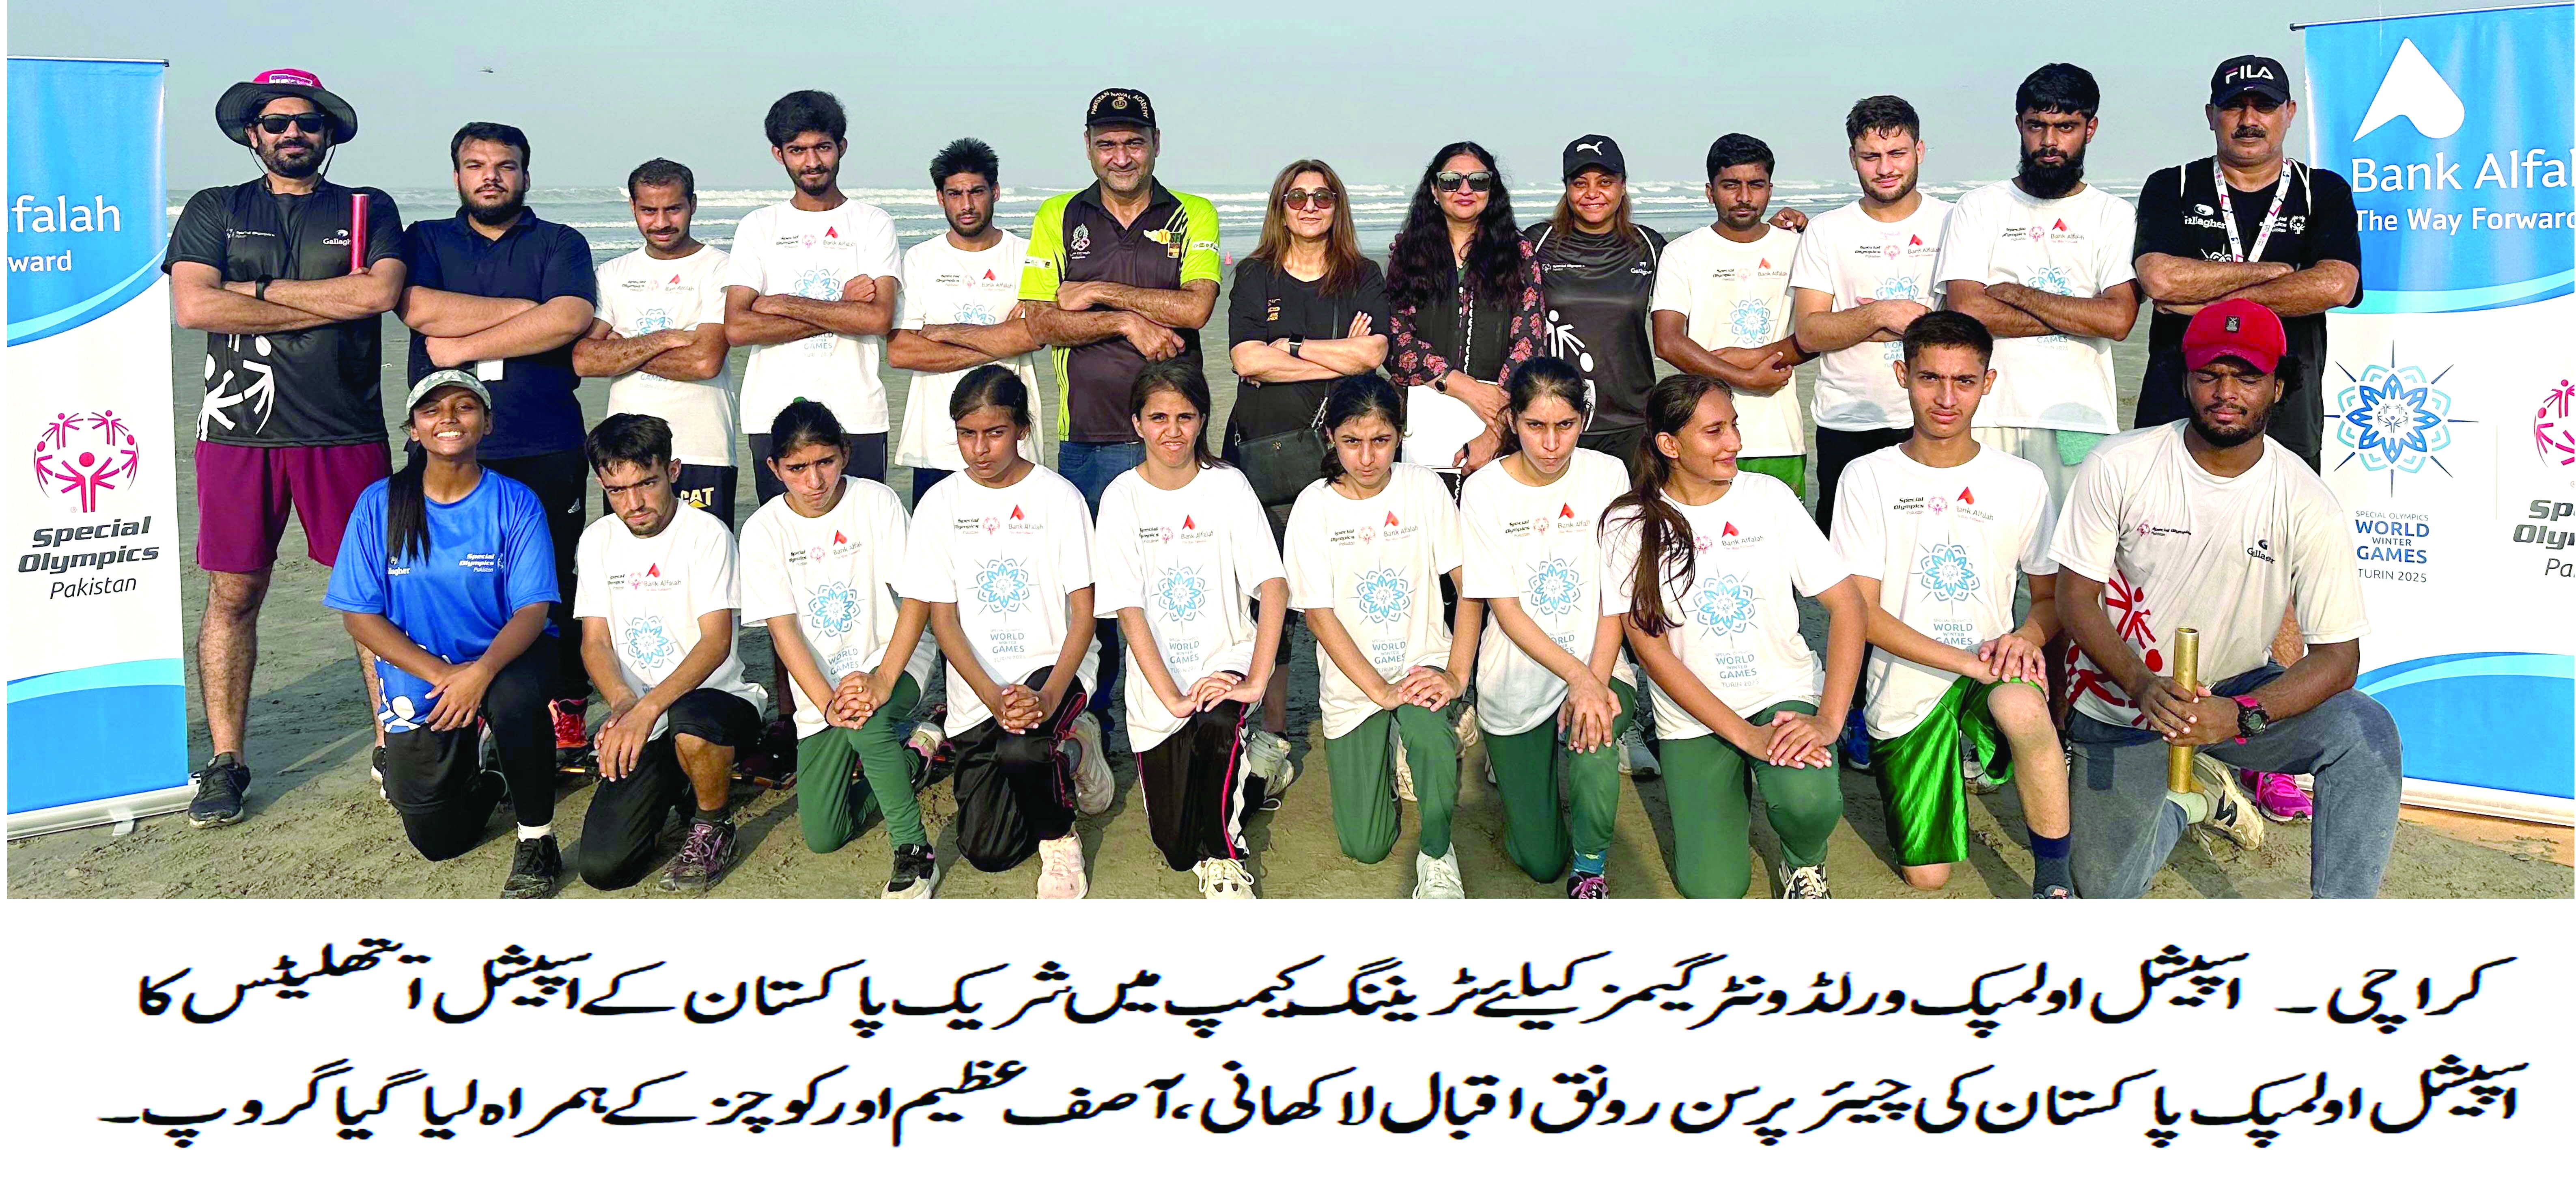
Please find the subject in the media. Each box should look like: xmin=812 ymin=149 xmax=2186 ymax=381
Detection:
xmin=401 ymin=208 xmax=596 ymax=459
xmin=325 ymin=471 xmax=560 ymax=732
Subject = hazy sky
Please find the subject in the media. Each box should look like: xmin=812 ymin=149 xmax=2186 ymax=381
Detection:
xmin=13 ymin=0 xmax=2468 ymax=192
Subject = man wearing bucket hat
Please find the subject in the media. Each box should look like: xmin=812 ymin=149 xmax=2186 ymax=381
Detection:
xmin=167 ymin=67 xmax=407 ymax=828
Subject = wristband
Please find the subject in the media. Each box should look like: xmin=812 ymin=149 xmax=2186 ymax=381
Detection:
xmin=1287 ymin=334 xmax=1305 ymax=359
xmin=254 ymin=276 xmax=273 ymax=302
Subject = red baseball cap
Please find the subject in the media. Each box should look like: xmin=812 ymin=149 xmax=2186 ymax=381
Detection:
xmin=2182 ymin=298 xmax=2286 ymax=374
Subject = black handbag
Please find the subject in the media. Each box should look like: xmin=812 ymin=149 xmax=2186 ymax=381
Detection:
xmin=1233 ymin=407 xmax=1327 ymax=508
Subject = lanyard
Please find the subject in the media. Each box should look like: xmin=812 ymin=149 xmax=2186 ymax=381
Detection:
xmin=2214 ymin=158 xmax=2292 ymax=264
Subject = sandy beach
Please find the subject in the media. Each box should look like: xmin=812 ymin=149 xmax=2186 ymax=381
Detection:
xmin=9 ymin=258 xmax=2568 ymax=900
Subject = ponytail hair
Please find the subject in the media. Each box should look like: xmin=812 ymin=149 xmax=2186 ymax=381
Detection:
xmin=950 ymin=363 xmax=1032 ymax=429
xmin=1129 ymin=359 xmax=1224 ymax=470
xmin=1604 ymin=373 xmax=1731 ymax=636
xmin=1316 ymin=372 xmax=1406 ymax=483
xmin=767 ymin=398 xmax=846 ymax=460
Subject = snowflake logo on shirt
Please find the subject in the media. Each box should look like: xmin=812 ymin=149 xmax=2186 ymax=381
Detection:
xmin=806 ymin=581 xmax=861 ymax=638
xmin=953 ymin=300 xmax=1002 ymax=326
xmin=1354 ymin=567 xmax=1414 ymax=625
xmin=1526 ymin=556 xmax=1585 ymax=618
xmin=623 ymin=615 xmax=679 ymax=671
xmin=790 ymin=267 xmax=841 ymax=300
xmin=631 ymin=308 xmax=676 ymax=335
xmin=1154 ymin=566 xmax=1209 ymax=623
xmin=2026 ymin=265 xmax=2075 ymax=296
xmin=1688 ymin=572 xmax=1758 ymax=639
xmin=1915 ymin=542 xmax=1980 ymax=603
xmin=1874 ymin=275 xmax=1923 ymax=301
xmin=973 ymin=557 xmax=1034 ymax=615
xmin=1728 ymin=298 xmax=1775 ymax=342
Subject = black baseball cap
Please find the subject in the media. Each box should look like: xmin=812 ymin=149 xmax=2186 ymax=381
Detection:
xmin=1085 ymin=88 xmax=1157 ymax=131
xmin=1562 ymin=134 xmax=1625 ymax=181
xmin=2210 ymin=55 xmax=2292 ymax=107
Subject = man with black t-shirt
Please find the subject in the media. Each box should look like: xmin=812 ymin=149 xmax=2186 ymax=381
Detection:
xmin=2132 ymin=55 xmax=2362 ymax=471
xmin=167 ymin=68 xmax=407 ymax=828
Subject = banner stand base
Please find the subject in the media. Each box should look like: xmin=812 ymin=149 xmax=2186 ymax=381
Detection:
xmin=7 ymin=783 xmax=193 ymax=841
xmin=2399 ymin=778 xmax=2574 ymax=828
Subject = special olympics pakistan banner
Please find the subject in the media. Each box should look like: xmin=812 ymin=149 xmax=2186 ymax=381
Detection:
xmin=2302 ymin=6 xmax=2574 ymax=822
xmin=5 ymin=58 xmax=189 ymax=835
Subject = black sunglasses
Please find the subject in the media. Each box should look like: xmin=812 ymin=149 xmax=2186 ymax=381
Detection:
xmin=1434 ymin=170 xmax=1495 ymax=193
xmin=255 ymin=113 xmax=330 ymax=136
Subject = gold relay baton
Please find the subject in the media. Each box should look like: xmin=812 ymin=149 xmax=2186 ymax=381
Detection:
xmin=2167 ymin=627 xmax=2201 ymax=795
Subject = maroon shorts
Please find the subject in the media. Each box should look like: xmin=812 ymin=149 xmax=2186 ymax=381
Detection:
xmin=194 ymin=440 xmax=390 ymax=573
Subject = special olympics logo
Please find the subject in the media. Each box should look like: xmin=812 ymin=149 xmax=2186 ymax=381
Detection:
xmin=1688 ymin=572 xmax=1758 ymax=639
xmin=33 ymin=410 xmax=141 ymax=515
xmin=2333 ymin=350 xmax=2467 ymax=490
xmin=1916 ymin=542 xmax=1980 ymax=603
xmin=1526 ymin=556 xmax=1585 ymax=618
xmin=1353 ymin=567 xmax=1413 ymax=625
xmin=1153 ymin=566 xmax=1209 ymax=623
xmin=974 ymin=556 xmax=1034 ymax=614
xmin=2534 ymin=379 xmax=2576 ymax=468
xmin=805 ymin=581 xmax=861 ymax=637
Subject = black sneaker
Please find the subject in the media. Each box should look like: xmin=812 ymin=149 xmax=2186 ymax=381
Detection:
xmin=659 ymin=818 xmax=739 ymax=893
xmin=372 ymin=745 xmax=389 ymax=800
xmin=187 ymin=753 xmax=251 ymax=828
xmin=502 ymin=835 xmax=563 ymax=899
xmin=883 ymin=842 xmax=938 ymax=900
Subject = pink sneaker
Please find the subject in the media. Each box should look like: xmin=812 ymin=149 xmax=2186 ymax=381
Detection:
xmin=2241 ymin=770 xmax=2313 ymax=823
xmin=1036 ymin=833 xmax=1088 ymax=900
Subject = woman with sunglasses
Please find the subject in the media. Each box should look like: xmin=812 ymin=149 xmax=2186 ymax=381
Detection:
xmin=1525 ymin=135 xmax=1668 ymax=477
xmin=1226 ymin=158 xmax=1389 ymax=754
xmin=1385 ymin=142 xmax=1543 ymax=475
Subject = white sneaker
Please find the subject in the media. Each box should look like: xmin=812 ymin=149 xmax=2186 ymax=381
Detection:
xmin=1777 ymin=860 xmax=1832 ymax=900
xmin=1036 ymin=833 xmax=1088 ymax=899
xmin=1481 ymin=749 xmax=1496 ymax=787
xmin=1194 ymin=857 xmax=1257 ymax=900
xmin=1391 ymin=734 xmax=1416 ymax=802
xmin=2193 ymin=754 xmax=2266 ymax=852
xmin=1068 ymin=713 xmax=1114 ymax=816
xmin=907 ymin=720 xmax=947 ymax=792
xmin=1454 ymin=705 xmax=1482 ymax=753
xmin=1243 ymin=728 xmax=1292 ymax=809
xmin=1412 ymin=849 xmax=1465 ymax=899
xmin=1620 ymin=722 xmax=1659 ymax=778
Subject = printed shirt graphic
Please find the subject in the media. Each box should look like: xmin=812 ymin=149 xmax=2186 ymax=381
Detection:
xmin=2048 ymin=423 xmax=2369 ymax=729
xmin=1652 ymin=223 xmax=1807 ymax=455
xmin=323 ymin=472 xmax=558 ymax=733
xmin=1525 ymin=222 xmax=1667 ymax=432
xmin=894 ymin=232 xmax=1047 ymax=470
xmin=164 ymin=180 xmax=406 ymax=446
xmin=898 ymin=465 xmax=1100 ymax=737
xmin=1019 ymin=181 xmax=1222 ymax=442
xmin=1932 ymin=181 xmax=2138 ymax=434
xmin=1787 ymin=197 xmax=1954 ymax=432
xmin=595 ymin=245 xmax=737 ymax=467
xmin=1458 ymin=449 xmax=1636 ymax=735
xmin=723 ymin=200 xmax=903 ymax=434
xmin=1602 ymin=473 xmax=1853 ymax=738
xmin=1828 ymin=444 xmax=2058 ymax=738
xmin=1094 ymin=467 xmax=1287 ymax=751
xmin=572 ymin=504 xmax=766 ymax=737
xmin=1284 ymin=464 xmax=1464 ymax=740
xmin=738 ymin=479 xmax=937 ymax=739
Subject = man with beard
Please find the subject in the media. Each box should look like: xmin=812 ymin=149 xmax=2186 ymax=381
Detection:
xmin=722 ymin=91 xmax=903 ymax=496
xmin=2130 ymin=57 xmax=2363 ymax=827
xmin=167 ymin=69 xmax=407 ymax=826
xmin=1934 ymin=63 xmax=2141 ymax=510
xmin=575 ymin=159 xmax=739 ymax=527
xmin=2050 ymin=300 xmax=2400 ymax=898
xmin=399 ymin=122 xmax=601 ymax=756
xmin=888 ymin=137 xmax=1047 ymax=506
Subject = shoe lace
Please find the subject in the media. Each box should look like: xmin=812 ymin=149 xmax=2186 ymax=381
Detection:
xmin=675 ymin=822 xmax=722 ymax=871
xmin=1786 ymin=866 xmax=1828 ymax=898
xmin=1570 ymin=874 xmax=1605 ymax=898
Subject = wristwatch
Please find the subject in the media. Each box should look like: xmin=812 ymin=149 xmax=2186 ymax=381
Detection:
xmin=1287 ymin=334 xmax=1306 ymax=359
xmin=2231 ymin=695 xmax=2271 ymax=744
xmin=254 ymin=276 xmax=274 ymax=302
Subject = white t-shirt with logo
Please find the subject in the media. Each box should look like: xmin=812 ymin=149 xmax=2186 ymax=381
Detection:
xmin=571 ymin=504 xmax=767 ymax=737
xmin=1459 ymin=449 xmax=1637 ymax=736
xmin=1094 ymin=465 xmax=1288 ymax=751
xmin=1650 ymin=224 xmax=1804 ymax=458
xmin=1602 ymin=473 xmax=1853 ymax=738
xmin=723 ymin=200 xmax=903 ymax=434
xmin=1787 ymin=197 xmax=1954 ymax=432
xmin=2049 ymin=422 xmax=2369 ymax=729
xmin=1829 ymin=444 xmax=2058 ymax=738
xmin=898 ymin=465 xmax=1101 ymax=737
xmin=738 ymin=480 xmax=938 ymax=739
xmin=595 ymin=245 xmax=737 ymax=467
xmin=1284 ymin=464 xmax=1464 ymax=741
xmin=894 ymin=232 xmax=1048 ymax=472
xmin=1932 ymin=181 xmax=2137 ymax=434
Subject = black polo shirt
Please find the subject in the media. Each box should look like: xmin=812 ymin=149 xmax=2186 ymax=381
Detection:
xmin=164 ymin=179 xmax=405 ymax=447
xmin=402 ymin=208 xmax=595 ymax=460
xmin=2132 ymin=158 xmax=2362 ymax=466
xmin=1019 ymin=180 xmax=1222 ymax=442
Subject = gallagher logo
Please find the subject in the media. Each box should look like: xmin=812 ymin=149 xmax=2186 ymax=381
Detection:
xmin=2331 ymin=345 xmax=2475 ymax=493
xmin=2533 ymin=379 xmax=2576 ymax=469
xmin=33 ymin=410 xmax=141 ymax=515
